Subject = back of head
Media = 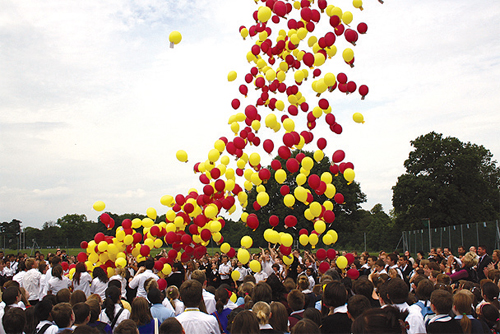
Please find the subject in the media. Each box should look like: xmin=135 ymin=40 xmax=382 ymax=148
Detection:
xmin=462 ymin=252 xmax=479 ymax=268
xmin=347 ymin=295 xmax=371 ymax=320
xmin=252 ymin=282 xmax=272 ymax=305
xmin=145 ymin=257 xmax=154 ymax=270
xmin=85 ymin=299 xmax=101 ymax=323
xmin=324 ymin=269 xmax=341 ymax=281
xmin=215 ymin=287 xmax=230 ymax=314
xmin=252 ymin=301 xmax=271 ymax=325
xmin=159 ymin=317 xmax=184 ymax=334
xmin=230 ymin=310 xmax=260 ymax=334
xmin=70 ymin=290 xmax=87 ymax=306
xmin=73 ymin=325 xmax=98 ymax=334
xmin=287 ymin=289 xmax=305 ymax=311
xmin=430 ymin=289 xmax=453 ymax=315
xmin=72 ymin=302 xmax=90 ymax=325
xmin=180 ymin=280 xmax=203 ymax=308
xmin=480 ymin=303 xmax=500 ymax=326
xmin=35 ymin=298 xmax=54 ymax=321
xmin=387 ymin=278 xmax=408 ymax=304
xmin=56 ymin=288 xmax=71 ymax=304
xmin=352 ymin=306 xmax=406 ymax=334
xmin=302 ymin=307 xmax=322 ymax=327
xmin=353 ymin=278 xmax=374 ymax=299
xmin=482 ymin=281 xmax=500 ymax=305
xmin=415 ymin=279 xmax=434 ymax=301
xmin=147 ymin=287 xmax=163 ymax=305
xmin=108 ymin=279 xmax=122 ymax=290
xmin=114 ymin=319 xmax=139 ymax=334
xmin=3 ymin=286 xmax=20 ymax=305
xmin=131 ymin=297 xmax=153 ymax=327
xmin=191 ymin=269 xmax=207 ymax=285
xmin=269 ymin=301 xmax=288 ymax=333
xmin=291 ymin=318 xmax=320 ymax=334
xmin=323 ymin=281 xmax=347 ymax=308
xmin=51 ymin=302 xmax=73 ymax=328
xmin=2 ymin=307 xmax=26 ymax=334
xmin=297 ymin=275 xmax=309 ymax=290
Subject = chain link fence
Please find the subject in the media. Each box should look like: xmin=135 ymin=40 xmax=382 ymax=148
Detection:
xmin=401 ymin=220 xmax=500 ymax=255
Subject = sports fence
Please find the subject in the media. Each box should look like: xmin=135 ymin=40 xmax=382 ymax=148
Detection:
xmin=401 ymin=220 xmax=500 ymax=255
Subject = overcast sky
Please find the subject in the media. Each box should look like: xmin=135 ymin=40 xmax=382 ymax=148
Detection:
xmin=1 ymin=0 xmax=499 ymax=230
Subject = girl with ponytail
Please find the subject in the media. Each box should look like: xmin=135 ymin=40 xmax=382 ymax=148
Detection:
xmin=212 ymin=287 xmax=232 ymax=333
xmin=99 ymin=286 xmax=130 ymax=330
xmin=452 ymin=290 xmax=489 ymax=334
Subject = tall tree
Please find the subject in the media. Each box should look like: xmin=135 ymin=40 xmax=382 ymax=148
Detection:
xmin=392 ymin=132 xmax=500 ymax=230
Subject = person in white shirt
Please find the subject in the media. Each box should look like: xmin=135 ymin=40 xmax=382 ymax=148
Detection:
xmin=234 ymin=261 xmax=249 ymax=286
xmin=254 ymin=270 xmax=268 ymax=284
xmin=47 ymin=265 xmax=71 ymax=295
xmin=99 ymin=286 xmax=130 ymax=331
xmin=38 ymin=261 xmax=49 ymax=301
xmin=109 ymin=267 xmax=128 ymax=299
xmin=12 ymin=261 xmax=27 ymax=287
xmin=22 ymin=258 xmax=41 ymax=305
xmin=72 ymin=262 xmax=93 ymax=297
xmin=388 ymin=278 xmax=425 ymax=334
xmin=33 ymin=299 xmax=59 ymax=334
xmin=128 ymin=258 xmax=159 ymax=299
xmin=260 ymin=249 xmax=275 ymax=277
xmin=191 ymin=269 xmax=216 ymax=314
xmin=218 ymin=256 xmax=232 ymax=286
xmin=164 ymin=285 xmax=185 ymax=316
xmin=176 ymin=280 xmax=220 ymax=334
xmin=90 ymin=267 xmax=109 ymax=301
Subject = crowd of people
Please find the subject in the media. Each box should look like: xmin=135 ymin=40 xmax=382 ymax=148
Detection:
xmin=0 ymin=244 xmax=499 ymax=334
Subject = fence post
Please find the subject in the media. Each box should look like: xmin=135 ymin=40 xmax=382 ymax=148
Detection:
xmin=461 ymin=224 xmax=464 ymax=247
xmin=476 ymin=223 xmax=480 ymax=246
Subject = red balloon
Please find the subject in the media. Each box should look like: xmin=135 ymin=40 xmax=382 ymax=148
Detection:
xmin=253 ymin=201 xmax=261 ymax=211
xmin=100 ymin=213 xmax=110 ymax=224
xmin=133 ymin=233 xmax=143 ymax=244
xmin=344 ymin=29 xmax=358 ymax=45
xmin=329 ymin=15 xmax=340 ymax=28
xmin=334 ymin=193 xmax=344 ymax=204
xmin=239 ymin=85 xmax=248 ymax=97
xmin=286 ymin=158 xmax=299 ymax=173
xmin=154 ymin=261 xmax=163 ymax=271
xmin=258 ymin=168 xmax=271 ymax=181
xmin=359 ymin=85 xmax=369 ymax=99
xmin=157 ymin=278 xmax=167 ymax=291
xmin=325 ymin=114 xmax=336 ymax=126
xmin=77 ymin=252 xmax=87 ymax=263
xmin=345 ymin=253 xmax=355 ymax=265
xmin=181 ymin=234 xmax=192 ymax=245
xmin=189 ymin=224 xmax=198 ymax=235
xmin=166 ymin=232 xmax=177 ymax=244
xmin=280 ymin=185 xmax=290 ymax=196
xmin=271 ymin=159 xmax=282 ymax=171
xmin=269 ymin=215 xmax=279 ymax=227
xmin=175 ymin=194 xmax=186 ymax=206
xmin=263 ymin=139 xmax=274 ymax=154
xmin=347 ymin=268 xmax=360 ymax=280
xmin=94 ymin=232 xmax=105 ymax=244
xmin=231 ymin=99 xmax=240 ymax=110
xmin=280 ymin=245 xmax=292 ymax=256
xmin=283 ymin=133 xmax=295 ymax=148
xmin=332 ymin=150 xmax=345 ymax=163
xmin=247 ymin=214 xmax=259 ymax=230
xmin=357 ymin=22 xmax=368 ymax=34
xmin=200 ymin=229 xmax=211 ymax=241
xmin=317 ymin=138 xmax=327 ymax=150
xmin=122 ymin=219 xmax=132 ymax=230
xmin=318 ymin=99 xmax=329 ymax=110
xmin=273 ymin=1 xmax=287 ymax=16
xmin=327 ymin=249 xmax=337 ymax=260
xmin=140 ymin=245 xmax=150 ymax=257
xmin=303 ymin=53 xmax=314 ymax=67
xmin=323 ymin=210 xmax=335 ymax=223
xmin=308 ymin=174 xmax=321 ymax=189
xmin=278 ymin=146 xmax=291 ymax=160
xmin=227 ymin=247 xmax=236 ymax=258
xmin=299 ymin=228 xmax=308 ymax=236
xmin=80 ymin=241 xmax=88 ymax=249
xmin=316 ymin=249 xmax=327 ymax=261
xmin=284 ymin=215 xmax=297 ymax=228
xmin=324 ymin=32 xmax=336 ymax=47
xmin=319 ymin=261 xmax=330 ymax=274
xmin=168 ymin=249 xmax=177 ymax=259
xmin=347 ymin=81 xmax=357 ymax=93
xmin=331 ymin=123 xmax=343 ymax=134
xmin=335 ymin=24 xmax=345 ymax=36
xmin=61 ymin=262 xmax=69 ymax=271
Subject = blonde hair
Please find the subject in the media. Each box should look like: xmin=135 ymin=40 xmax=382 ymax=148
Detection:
xmin=114 ymin=267 xmax=127 ymax=278
xmin=462 ymin=252 xmax=479 ymax=268
xmin=253 ymin=301 xmax=271 ymax=325
xmin=167 ymin=285 xmax=180 ymax=310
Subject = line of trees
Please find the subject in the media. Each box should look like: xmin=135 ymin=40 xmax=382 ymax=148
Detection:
xmin=4 ymin=132 xmax=499 ymax=253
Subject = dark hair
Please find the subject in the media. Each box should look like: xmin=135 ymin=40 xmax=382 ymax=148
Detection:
xmin=269 ymin=301 xmax=288 ymax=332
xmin=430 ymin=289 xmax=453 ymax=315
xmin=114 ymin=319 xmax=139 ymax=334
xmin=56 ymin=288 xmax=71 ymax=304
xmin=130 ymin=297 xmax=153 ymax=327
xmin=51 ymin=302 xmax=73 ymax=328
xmin=215 ymin=287 xmax=230 ymax=314
xmin=482 ymin=282 xmax=500 ymax=309
xmin=73 ymin=325 xmax=98 ymax=334
xmin=291 ymin=318 xmax=320 ymax=334
xmin=387 ymin=278 xmax=408 ymax=304
xmin=251 ymin=282 xmax=272 ymax=305
xmin=159 ymin=317 xmax=183 ymax=334
xmin=145 ymin=258 xmax=155 ymax=270
xmin=52 ymin=265 xmax=63 ymax=280
xmin=93 ymin=267 xmax=109 ymax=283
xmin=35 ymin=298 xmax=54 ymax=321
xmin=147 ymin=287 xmax=163 ymax=305
xmin=2 ymin=307 xmax=26 ymax=334
xmin=104 ymin=286 xmax=121 ymax=322
xmin=353 ymin=278 xmax=374 ymax=299
xmin=180 ymin=280 xmax=203 ymax=308
xmin=73 ymin=262 xmax=87 ymax=285
xmin=108 ymin=279 xmax=122 ymax=290
xmin=42 ymin=294 xmax=58 ymax=307
xmin=191 ymin=269 xmax=207 ymax=285
xmin=323 ymin=281 xmax=347 ymax=308
xmin=73 ymin=302 xmax=90 ymax=325
xmin=38 ymin=261 xmax=47 ymax=274
xmin=348 ymin=295 xmax=372 ymax=320
xmin=387 ymin=254 xmax=398 ymax=265
xmin=70 ymin=290 xmax=87 ymax=306
xmin=230 ymin=310 xmax=259 ymax=334
xmin=287 ymin=289 xmax=305 ymax=311
xmin=479 ymin=303 xmax=500 ymax=328
xmin=303 ymin=307 xmax=322 ymax=327
xmin=24 ymin=304 xmax=37 ymax=334
xmin=415 ymin=279 xmax=434 ymax=301
xmin=85 ymin=299 xmax=101 ymax=323
xmin=352 ymin=306 xmax=407 ymax=334
xmin=3 ymin=286 xmax=20 ymax=306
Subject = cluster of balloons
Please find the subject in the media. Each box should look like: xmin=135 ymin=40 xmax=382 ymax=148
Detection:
xmin=77 ymin=0 xmax=384 ymax=280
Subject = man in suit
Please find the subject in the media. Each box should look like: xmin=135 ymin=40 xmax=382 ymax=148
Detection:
xmin=476 ymin=245 xmax=492 ymax=281
xmin=398 ymin=255 xmax=412 ymax=283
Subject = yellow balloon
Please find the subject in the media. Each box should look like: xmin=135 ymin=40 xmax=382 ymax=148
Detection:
xmin=154 ymin=239 xmax=163 ymax=248
xmin=116 ymin=229 xmax=125 ymax=242
xmin=275 ymin=169 xmax=287 ymax=184
xmin=258 ymin=6 xmax=272 ymax=22
xmin=324 ymin=73 xmax=336 ymax=86
xmin=213 ymin=232 xmax=222 ymax=243
xmin=93 ymin=201 xmax=105 ymax=211
xmin=241 ymin=236 xmax=253 ymax=249
xmin=344 ymin=168 xmax=355 ymax=183
xmin=115 ymin=257 xmax=127 ymax=268
xmin=214 ymin=140 xmax=226 ymax=153
xmin=108 ymin=244 xmax=118 ymax=255
xmin=336 ymin=256 xmax=348 ymax=269
xmin=321 ymin=172 xmax=332 ymax=184
xmin=283 ymin=255 xmax=293 ymax=266
xmin=146 ymin=207 xmax=157 ymax=220
xmin=68 ymin=267 xmax=76 ymax=280
xmin=296 ymin=173 xmax=307 ymax=186
xmin=220 ymin=242 xmax=231 ymax=254
xmin=310 ymin=202 xmax=322 ymax=217
xmin=294 ymin=71 xmax=304 ymax=83
xmin=169 ymin=31 xmax=182 ymax=45
xmin=160 ymin=195 xmax=174 ymax=207
xmin=294 ymin=186 xmax=308 ymax=203
xmin=145 ymin=238 xmax=154 ymax=249
xmin=249 ymin=260 xmax=261 ymax=273
xmin=89 ymin=253 xmax=99 ymax=263
xmin=257 ymin=192 xmax=270 ymax=207
xmin=314 ymin=150 xmax=324 ymax=163
xmin=249 ymin=153 xmax=261 ymax=167
xmin=205 ymin=206 xmax=218 ymax=219
xmin=323 ymin=234 xmax=334 ymax=245
xmin=314 ymin=53 xmax=326 ymax=67
xmin=309 ymin=234 xmax=319 ymax=248
xmin=283 ymin=118 xmax=295 ymax=132
xmin=98 ymin=241 xmax=108 ymax=252
xmin=328 ymin=230 xmax=339 ymax=244
xmin=176 ymin=150 xmax=188 ymax=162
xmin=353 ymin=112 xmax=364 ymax=124
xmin=228 ymin=71 xmax=237 ymax=82
xmin=210 ymin=220 xmax=222 ymax=233
xmin=208 ymin=149 xmax=220 ymax=163
xmin=281 ymin=233 xmax=293 ymax=247
xmin=264 ymin=229 xmax=273 ymax=243
xmin=143 ymin=218 xmax=154 ymax=228
xmin=299 ymin=234 xmax=309 ymax=246
xmin=325 ymin=184 xmax=337 ymax=198
xmin=265 ymin=69 xmax=276 ymax=82
xmin=231 ymin=122 xmax=240 ymax=135
xmin=251 ymin=120 xmax=261 ymax=132
xmin=301 ymin=157 xmax=314 ymax=170
xmin=314 ymin=220 xmax=326 ymax=234
xmin=124 ymin=235 xmax=134 ymax=245
xmin=231 ymin=270 xmax=241 ymax=281
xmin=304 ymin=209 xmax=314 ymax=221
xmin=238 ymin=248 xmax=250 ymax=264
xmin=342 ymin=11 xmax=353 ymax=25
xmin=162 ymin=264 xmax=172 ymax=275
xmin=240 ymin=28 xmax=249 ymax=39
xmin=343 ymin=48 xmax=354 ymax=63
xmin=284 ymin=194 xmax=295 ymax=208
